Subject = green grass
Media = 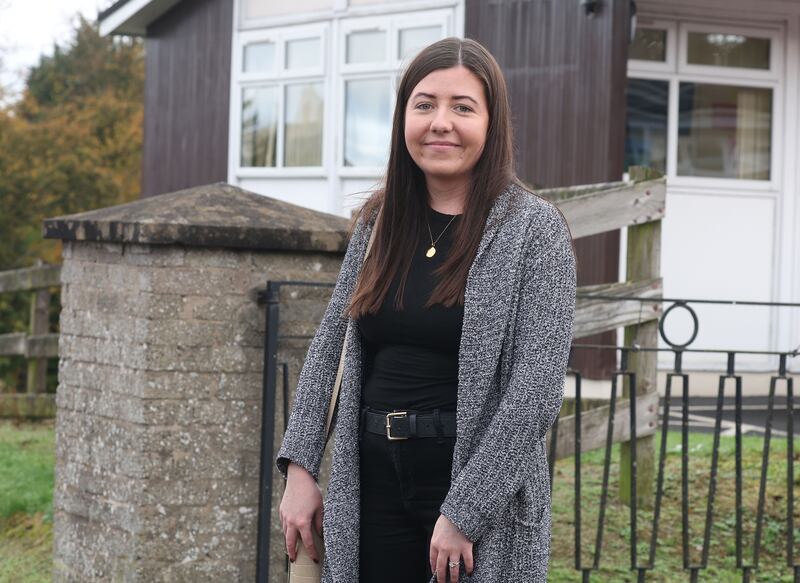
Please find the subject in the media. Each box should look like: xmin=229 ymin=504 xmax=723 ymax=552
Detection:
xmin=0 ymin=513 xmax=53 ymax=583
xmin=549 ymin=429 xmax=800 ymax=582
xmin=0 ymin=420 xmax=54 ymax=519
xmin=0 ymin=419 xmax=54 ymax=583
xmin=0 ymin=420 xmax=798 ymax=582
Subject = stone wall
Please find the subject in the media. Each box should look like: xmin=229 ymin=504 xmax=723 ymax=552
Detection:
xmin=47 ymin=184 xmax=350 ymax=582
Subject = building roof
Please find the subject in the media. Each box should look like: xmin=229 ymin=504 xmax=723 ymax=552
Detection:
xmin=98 ymin=0 xmax=184 ymax=36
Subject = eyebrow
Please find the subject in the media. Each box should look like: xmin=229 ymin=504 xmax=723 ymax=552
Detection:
xmin=411 ymin=92 xmax=479 ymax=106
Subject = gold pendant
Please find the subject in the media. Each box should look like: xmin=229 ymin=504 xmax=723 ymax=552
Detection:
xmin=426 ymin=246 xmax=436 ymax=258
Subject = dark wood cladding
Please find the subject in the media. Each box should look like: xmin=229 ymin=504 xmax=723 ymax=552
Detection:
xmin=141 ymin=0 xmax=233 ymax=198
xmin=466 ymin=0 xmax=631 ymax=378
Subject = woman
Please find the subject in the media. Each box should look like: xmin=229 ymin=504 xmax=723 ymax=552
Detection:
xmin=276 ymin=37 xmax=576 ymax=582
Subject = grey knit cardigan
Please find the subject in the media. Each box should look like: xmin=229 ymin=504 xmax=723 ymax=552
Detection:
xmin=276 ymin=181 xmax=576 ymax=582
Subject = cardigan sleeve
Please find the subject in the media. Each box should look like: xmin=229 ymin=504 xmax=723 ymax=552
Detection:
xmin=275 ymin=212 xmax=371 ymax=482
xmin=438 ymin=203 xmax=576 ymax=542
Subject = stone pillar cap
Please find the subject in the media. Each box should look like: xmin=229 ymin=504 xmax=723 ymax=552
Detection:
xmin=42 ymin=182 xmax=352 ymax=253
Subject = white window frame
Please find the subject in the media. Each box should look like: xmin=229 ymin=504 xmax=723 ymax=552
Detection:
xmin=336 ymin=9 xmax=452 ymax=176
xmin=241 ymin=36 xmax=278 ymax=77
xmin=679 ymin=22 xmax=783 ymax=82
xmin=239 ymin=0 xmax=340 ymax=30
xmin=339 ymin=16 xmax=392 ymax=74
xmin=627 ymin=19 xmax=783 ymax=193
xmin=232 ymin=22 xmax=330 ymax=177
xmin=391 ymin=12 xmax=452 ymax=68
xmin=628 ymin=18 xmax=677 ymax=74
xmin=228 ymin=1 xmax=464 ymax=187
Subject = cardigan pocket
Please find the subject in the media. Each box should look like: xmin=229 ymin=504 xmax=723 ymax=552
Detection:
xmin=511 ymin=479 xmax=545 ymax=528
xmin=510 ymin=480 xmax=549 ymax=579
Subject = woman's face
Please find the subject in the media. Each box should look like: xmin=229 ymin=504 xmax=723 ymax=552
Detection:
xmin=404 ymin=65 xmax=489 ymax=186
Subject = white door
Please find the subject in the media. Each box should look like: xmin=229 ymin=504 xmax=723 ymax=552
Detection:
xmin=625 ymin=18 xmax=787 ymax=372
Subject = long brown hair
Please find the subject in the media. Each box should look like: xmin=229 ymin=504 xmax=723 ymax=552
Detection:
xmin=346 ymin=37 xmax=518 ymax=318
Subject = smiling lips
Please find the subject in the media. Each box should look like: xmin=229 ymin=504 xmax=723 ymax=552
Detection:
xmin=425 ymin=141 xmax=460 ymax=148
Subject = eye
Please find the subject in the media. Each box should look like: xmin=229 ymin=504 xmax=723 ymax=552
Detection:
xmin=455 ymin=104 xmax=473 ymax=113
xmin=415 ymin=102 xmax=433 ymax=111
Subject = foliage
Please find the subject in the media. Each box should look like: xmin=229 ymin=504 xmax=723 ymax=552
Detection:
xmin=0 ymin=15 xmax=143 ymax=392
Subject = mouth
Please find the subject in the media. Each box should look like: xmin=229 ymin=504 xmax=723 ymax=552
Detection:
xmin=424 ymin=142 xmax=460 ymax=148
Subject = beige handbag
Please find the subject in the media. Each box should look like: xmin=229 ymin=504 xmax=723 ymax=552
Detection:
xmin=287 ymin=208 xmax=380 ymax=583
xmin=288 ymin=528 xmax=325 ymax=583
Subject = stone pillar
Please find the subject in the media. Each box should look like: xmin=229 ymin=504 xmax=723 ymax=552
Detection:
xmin=44 ymin=183 xmax=350 ymax=582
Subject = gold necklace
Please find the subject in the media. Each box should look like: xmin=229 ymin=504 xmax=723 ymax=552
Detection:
xmin=425 ymin=211 xmax=458 ymax=258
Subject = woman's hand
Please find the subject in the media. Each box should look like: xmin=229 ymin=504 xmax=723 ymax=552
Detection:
xmin=280 ymin=462 xmax=324 ymax=563
xmin=429 ymin=513 xmax=474 ymax=581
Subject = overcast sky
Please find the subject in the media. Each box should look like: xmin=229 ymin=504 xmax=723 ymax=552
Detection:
xmin=0 ymin=0 xmax=110 ymax=99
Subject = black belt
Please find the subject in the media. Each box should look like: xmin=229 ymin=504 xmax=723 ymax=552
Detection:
xmin=361 ymin=407 xmax=457 ymax=440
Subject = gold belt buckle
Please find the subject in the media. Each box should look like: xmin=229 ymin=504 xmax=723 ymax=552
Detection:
xmin=385 ymin=411 xmax=409 ymax=440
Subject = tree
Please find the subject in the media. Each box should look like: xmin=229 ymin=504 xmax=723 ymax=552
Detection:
xmin=0 ymin=15 xmax=144 ymax=391
xmin=1 ymin=15 xmax=144 ymax=267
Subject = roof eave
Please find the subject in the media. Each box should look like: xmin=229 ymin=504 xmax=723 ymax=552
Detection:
xmin=98 ymin=0 xmax=184 ymax=37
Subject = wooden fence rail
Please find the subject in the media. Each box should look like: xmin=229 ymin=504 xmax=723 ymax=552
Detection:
xmin=0 ymin=261 xmax=60 ymax=417
xmin=545 ymin=165 xmax=666 ymax=508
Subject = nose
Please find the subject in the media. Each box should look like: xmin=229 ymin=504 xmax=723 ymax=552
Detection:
xmin=429 ymin=107 xmax=453 ymax=133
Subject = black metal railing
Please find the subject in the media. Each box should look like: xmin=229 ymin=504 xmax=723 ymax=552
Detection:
xmin=561 ymin=294 xmax=799 ymax=582
xmin=256 ymin=284 xmax=800 ymax=582
xmin=255 ymin=280 xmax=334 ymax=583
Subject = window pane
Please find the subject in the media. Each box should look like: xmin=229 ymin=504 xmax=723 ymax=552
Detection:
xmin=625 ymin=78 xmax=668 ymax=175
xmin=243 ymin=42 xmax=275 ymax=73
xmin=629 ymin=28 xmax=666 ymax=62
xmin=346 ymin=30 xmax=386 ymax=64
xmin=687 ymin=32 xmax=770 ymax=70
xmin=241 ymin=86 xmax=278 ymax=167
xmin=345 ymin=78 xmax=391 ymax=167
xmin=286 ymin=37 xmax=321 ymax=70
xmin=399 ymin=26 xmax=441 ymax=61
xmin=678 ymin=82 xmax=772 ymax=180
xmin=285 ymin=82 xmax=324 ymax=167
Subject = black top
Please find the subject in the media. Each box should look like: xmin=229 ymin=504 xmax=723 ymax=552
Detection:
xmin=356 ymin=206 xmax=464 ymax=412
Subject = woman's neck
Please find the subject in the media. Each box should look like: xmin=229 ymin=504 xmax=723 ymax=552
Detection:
xmin=426 ymin=176 xmax=468 ymax=215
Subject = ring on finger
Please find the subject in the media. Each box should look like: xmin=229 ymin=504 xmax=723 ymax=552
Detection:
xmin=448 ymin=560 xmax=459 ymax=568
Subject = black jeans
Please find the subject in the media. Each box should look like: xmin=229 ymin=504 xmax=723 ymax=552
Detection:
xmin=358 ymin=410 xmax=457 ymax=583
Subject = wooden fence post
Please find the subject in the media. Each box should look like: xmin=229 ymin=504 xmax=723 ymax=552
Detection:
xmin=619 ymin=166 xmax=663 ymax=510
xmin=26 ymin=259 xmax=50 ymax=394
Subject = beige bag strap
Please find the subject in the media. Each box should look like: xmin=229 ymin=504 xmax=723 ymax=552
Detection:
xmin=323 ymin=206 xmax=381 ymax=442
